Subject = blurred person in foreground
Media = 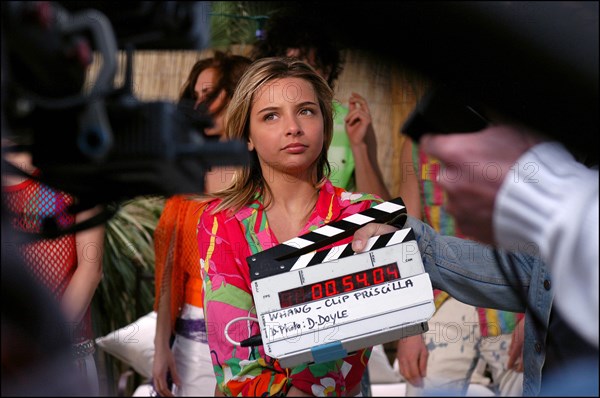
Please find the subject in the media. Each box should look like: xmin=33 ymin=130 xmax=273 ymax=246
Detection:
xmin=351 ymin=121 xmax=598 ymax=396
xmin=2 ymin=138 xmax=104 ymax=395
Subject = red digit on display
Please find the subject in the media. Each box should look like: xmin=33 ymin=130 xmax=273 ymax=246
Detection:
xmin=386 ymin=264 xmax=399 ymax=279
xmin=373 ymin=268 xmax=384 ymax=284
xmin=342 ymin=275 xmax=354 ymax=292
xmin=294 ymin=288 xmax=305 ymax=306
xmin=280 ymin=291 xmax=292 ymax=308
xmin=312 ymin=284 xmax=323 ymax=300
xmin=356 ymin=271 xmax=369 ymax=287
xmin=325 ymin=280 xmax=337 ymax=296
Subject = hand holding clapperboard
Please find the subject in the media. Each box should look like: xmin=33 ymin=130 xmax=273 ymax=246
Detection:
xmin=246 ymin=197 xmax=435 ymax=368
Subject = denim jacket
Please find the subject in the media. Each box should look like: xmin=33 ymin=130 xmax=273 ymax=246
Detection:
xmin=407 ymin=216 xmax=553 ymax=396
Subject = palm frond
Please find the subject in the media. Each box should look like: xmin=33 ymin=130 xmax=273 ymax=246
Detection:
xmin=209 ymin=1 xmax=282 ymax=49
xmin=92 ymin=196 xmax=165 ymax=337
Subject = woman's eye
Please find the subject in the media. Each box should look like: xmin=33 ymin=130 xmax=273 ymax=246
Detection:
xmin=300 ymin=108 xmax=315 ymax=116
xmin=264 ymin=113 xmax=277 ymax=121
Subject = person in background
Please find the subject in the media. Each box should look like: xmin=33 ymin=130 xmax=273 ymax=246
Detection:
xmin=2 ymin=138 xmax=104 ymax=395
xmin=396 ymin=137 xmax=524 ymax=396
xmin=1 ymin=206 xmax=94 ymax=396
xmin=198 ymin=57 xmax=382 ymax=396
xmin=251 ymin=7 xmax=391 ymax=201
xmin=151 ymin=52 xmax=252 ymax=397
xmin=177 ymin=51 xmax=254 ymax=192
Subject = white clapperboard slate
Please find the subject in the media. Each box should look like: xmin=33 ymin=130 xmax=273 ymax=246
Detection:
xmin=248 ymin=197 xmax=435 ymax=368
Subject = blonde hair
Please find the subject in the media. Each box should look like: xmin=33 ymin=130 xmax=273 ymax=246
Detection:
xmin=211 ymin=57 xmax=334 ymax=214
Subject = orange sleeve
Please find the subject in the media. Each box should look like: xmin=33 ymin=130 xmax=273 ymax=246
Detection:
xmin=154 ymin=196 xmax=208 ymax=330
xmin=179 ymin=199 xmax=207 ymax=309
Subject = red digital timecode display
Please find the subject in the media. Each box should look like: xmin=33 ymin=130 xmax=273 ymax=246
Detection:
xmin=278 ymin=263 xmax=401 ymax=309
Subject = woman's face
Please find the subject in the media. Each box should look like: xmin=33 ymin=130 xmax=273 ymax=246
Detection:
xmin=248 ymin=77 xmax=324 ymax=179
xmin=194 ymin=67 xmax=227 ymax=137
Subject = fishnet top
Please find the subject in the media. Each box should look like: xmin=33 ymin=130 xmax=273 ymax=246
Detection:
xmin=3 ymin=176 xmax=92 ymax=341
xmin=154 ymin=195 xmax=207 ymax=330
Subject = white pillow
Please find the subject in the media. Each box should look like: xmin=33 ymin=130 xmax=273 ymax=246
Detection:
xmin=96 ymin=311 xmax=156 ymax=379
xmin=368 ymin=344 xmax=403 ymax=383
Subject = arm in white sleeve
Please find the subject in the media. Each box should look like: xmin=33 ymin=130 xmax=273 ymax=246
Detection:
xmin=494 ymin=142 xmax=599 ymax=347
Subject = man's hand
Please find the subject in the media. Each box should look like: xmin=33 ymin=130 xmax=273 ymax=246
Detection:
xmin=352 ymin=223 xmax=399 ymax=253
xmin=397 ymin=335 xmax=429 ymax=387
xmin=419 ymin=125 xmax=541 ymax=244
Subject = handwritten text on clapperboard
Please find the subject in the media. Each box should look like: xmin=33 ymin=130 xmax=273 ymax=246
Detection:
xmin=262 ymin=273 xmax=432 ymax=342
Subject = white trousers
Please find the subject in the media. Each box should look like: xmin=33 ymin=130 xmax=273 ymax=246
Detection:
xmin=75 ymin=352 xmax=100 ymax=396
xmin=406 ymin=298 xmax=523 ymax=396
xmin=171 ymin=304 xmax=216 ymax=397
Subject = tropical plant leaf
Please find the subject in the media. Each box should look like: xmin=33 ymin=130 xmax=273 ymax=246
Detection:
xmin=92 ymin=196 xmax=165 ymax=338
xmin=209 ymin=1 xmax=282 ymax=49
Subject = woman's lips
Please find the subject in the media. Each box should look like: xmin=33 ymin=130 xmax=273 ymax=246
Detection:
xmin=283 ymin=143 xmax=308 ymax=153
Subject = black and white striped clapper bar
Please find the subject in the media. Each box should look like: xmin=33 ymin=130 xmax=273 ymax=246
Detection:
xmin=247 ymin=197 xmax=435 ymax=368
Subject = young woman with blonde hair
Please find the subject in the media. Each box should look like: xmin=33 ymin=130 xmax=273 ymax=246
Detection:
xmin=198 ymin=57 xmax=383 ymax=396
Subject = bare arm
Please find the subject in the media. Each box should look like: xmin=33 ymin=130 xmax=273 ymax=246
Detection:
xmin=394 ymin=138 xmax=429 ymax=385
xmin=152 ymin=211 xmax=182 ymax=397
xmin=507 ymin=317 xmax=525 ymax=372
xmin=397 ymin=138 xmax=421 ymax=218
xmin=3 ymin=148 xmax=104 ymax=325
xmin=153 ymin=279 xmax=181 ymax=397
xmin=345 ymin=93 xmax=391 ymax=200
xmin=61 ymin=206 xmax=104 ymax=324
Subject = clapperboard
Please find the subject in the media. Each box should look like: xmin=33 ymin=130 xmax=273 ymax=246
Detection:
xmin=248 ymin=197 xmax=435 ymax=368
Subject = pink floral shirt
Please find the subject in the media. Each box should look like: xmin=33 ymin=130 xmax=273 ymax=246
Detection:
xmin=198 ymin=180 xmax=382 ymax=396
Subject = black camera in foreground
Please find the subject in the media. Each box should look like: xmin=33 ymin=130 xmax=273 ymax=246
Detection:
xmin=1 ymin=1 xmax=249 ymax=232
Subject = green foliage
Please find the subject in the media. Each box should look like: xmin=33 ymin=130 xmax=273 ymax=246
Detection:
xmin=209 ymin=1 xmax=282 ymax=48
xmin=92 ymin=196 xmax=165 ymax=338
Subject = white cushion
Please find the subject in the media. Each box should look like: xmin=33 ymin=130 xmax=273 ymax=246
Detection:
xmin=371 ymin=383 xmax=407 ymax=396
xmin=466 ymin=384 xmax=495 ymax=396
xmin=95 ymin=311 xmax=156 ymax=379
xmin=132 ymin=384 xmax=155 ymax=397
xmin=368 ymin=344 xmax=403 ymax=383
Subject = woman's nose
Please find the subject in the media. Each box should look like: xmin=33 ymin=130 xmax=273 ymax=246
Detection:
xmin=286 ymin=116 xmax=302 ymax=136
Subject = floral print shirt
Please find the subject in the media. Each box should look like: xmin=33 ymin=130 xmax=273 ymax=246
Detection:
xmin=198 ymin=180 xmax=382 ymax=396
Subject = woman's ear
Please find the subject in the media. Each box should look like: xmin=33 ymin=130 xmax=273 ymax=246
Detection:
xmin=247 ymin=138 xmax=255 ymax=151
